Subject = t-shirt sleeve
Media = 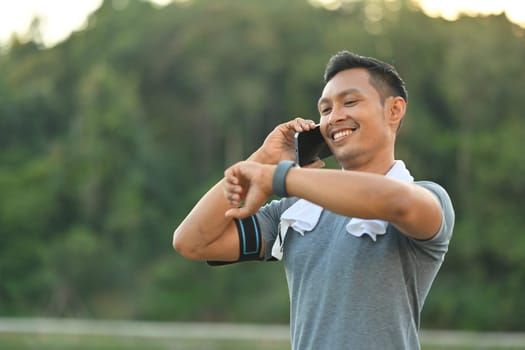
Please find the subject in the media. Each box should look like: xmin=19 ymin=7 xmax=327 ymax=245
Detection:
xmin=408 ymin=181 xmax=455 ymax=260
xmin=256 ymin=197 xmax=298 ymax=261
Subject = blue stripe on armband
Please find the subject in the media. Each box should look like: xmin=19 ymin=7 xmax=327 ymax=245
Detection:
xmin=236 ymin=215 xmax=262 ymax=261
xmin=250 ymin=215 xmax=260 ymax=254
xmin=238 ymin=216 xmax=260 ymax=255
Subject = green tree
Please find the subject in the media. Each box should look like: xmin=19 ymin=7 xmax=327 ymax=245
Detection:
xmin=1 ymin=0 xmax=525 ymax=330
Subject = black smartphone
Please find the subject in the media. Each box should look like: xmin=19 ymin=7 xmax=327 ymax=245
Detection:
xmin=294 ymin=124 xmax=332 ymax=166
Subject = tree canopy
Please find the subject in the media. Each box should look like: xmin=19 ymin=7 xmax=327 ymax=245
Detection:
xmin=1 ymin=0 xmax=524 ymax=331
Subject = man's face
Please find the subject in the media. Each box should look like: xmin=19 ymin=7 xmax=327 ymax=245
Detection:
xmin=317 ymin=68 xmax=395 ymax=170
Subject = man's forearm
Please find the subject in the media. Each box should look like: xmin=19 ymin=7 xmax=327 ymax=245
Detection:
xmin=173 ymin=118 xmax=311 ymax=258
xmin=285 ymin=167 xmax=442 ymax=240
xmin=173 ymin=179 xmax=236 ymax=259
xmin=247 ymin=147 xmax=278 ymax=164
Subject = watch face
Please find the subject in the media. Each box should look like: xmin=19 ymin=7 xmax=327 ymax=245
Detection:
xmin=295 ymin=125 xmax=332 ymax=166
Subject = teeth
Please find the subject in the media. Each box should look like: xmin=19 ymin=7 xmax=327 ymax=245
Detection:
xmin=333 ymin=129 xmax=352 ymax=140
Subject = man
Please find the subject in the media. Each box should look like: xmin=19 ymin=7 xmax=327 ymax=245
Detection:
xmin=173 ymin=51 xmax=454 ymax=349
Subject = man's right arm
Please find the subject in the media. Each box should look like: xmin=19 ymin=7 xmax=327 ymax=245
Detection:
xmin=173 ymin=146 xmax=279 ymax=262
xmin=172 ymin=118 xmax=318 ymax=262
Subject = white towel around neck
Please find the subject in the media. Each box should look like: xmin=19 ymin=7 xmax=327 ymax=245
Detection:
xmin=271 ymin=160 xmax=414 ymax=260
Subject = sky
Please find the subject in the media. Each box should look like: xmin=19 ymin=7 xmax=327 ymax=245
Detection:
xmin=0 ymin=0 xmax=171 ymax=47
xmin=417 ymin=0 xmax=525 ymax=25
xmin=0 ymin=0 xmax=524 ymax=47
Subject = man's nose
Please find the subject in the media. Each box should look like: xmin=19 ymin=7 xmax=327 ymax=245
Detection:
xmin=328 ymin=104 xmax=347 ymax=125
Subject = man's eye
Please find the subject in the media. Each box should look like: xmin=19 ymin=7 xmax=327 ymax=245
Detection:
xmin=321 ymin=107 xmax=331 ymax=115
xmin=344 ymin=100 xmax=357 ymax=106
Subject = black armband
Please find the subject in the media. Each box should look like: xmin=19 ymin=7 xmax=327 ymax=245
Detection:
xmin=207 ymin=215 xmax=264 ymax=266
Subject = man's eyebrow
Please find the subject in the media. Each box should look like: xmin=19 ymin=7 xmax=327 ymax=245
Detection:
xmin=318 ymin=88 xmax=362 ymax=107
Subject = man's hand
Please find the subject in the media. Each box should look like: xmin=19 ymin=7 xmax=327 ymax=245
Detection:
xmin=223 ymin=161 xmax=274 ymax=219
xmin=251 ymin=117 xmax=317 ymax=164
xmin=224 ymin=118 xmax=325 ymax=219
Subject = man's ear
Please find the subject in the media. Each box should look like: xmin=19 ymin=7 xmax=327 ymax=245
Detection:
xmin=387 ymin=96 xmax=406 ymax=130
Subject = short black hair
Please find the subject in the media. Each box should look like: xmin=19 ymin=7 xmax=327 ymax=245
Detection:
xmin=324 ymin=50 xmax=408 ymax=104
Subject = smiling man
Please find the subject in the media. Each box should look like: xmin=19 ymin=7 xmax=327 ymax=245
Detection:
xmin=173 ymin=50 xmax=455 ymax=350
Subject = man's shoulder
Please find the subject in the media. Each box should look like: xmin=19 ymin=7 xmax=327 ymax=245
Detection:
xmin=414 ymin=181 xmax=453 ymax=211
xmin=260 ymin=196 xmax=301 ymax=213
xmin=411 ymin=180 xmax=455 ymax=250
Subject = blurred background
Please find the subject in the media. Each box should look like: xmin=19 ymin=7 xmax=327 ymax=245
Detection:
xmin=1 ymin=0 xmax=524 ymax=348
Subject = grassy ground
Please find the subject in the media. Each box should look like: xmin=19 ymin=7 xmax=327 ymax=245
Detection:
xmin=2 ymin=319 xmax=525 ymax=350
xmin=0 ymin=333 xmax=288 ymax=350
xmin=1 ymin=333 xmax=525 ymax=350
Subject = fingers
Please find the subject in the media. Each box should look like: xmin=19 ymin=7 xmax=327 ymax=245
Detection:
xmin=303 ymin=159 xmax=325 ymax=169
xmin=223 ymin=161 xmax=271 ymax=218
xmin=289 ymin=117 xmax=316 ymax=133
xmin=224 ymin=194 xmax=261 ymax=219
xmin=224 ymin=164 xmax=243 ymax=207
xmin=225 ymin=190 xmax=242 ymax=207
xmin=225 ymin=206 xmax=250 ymax=219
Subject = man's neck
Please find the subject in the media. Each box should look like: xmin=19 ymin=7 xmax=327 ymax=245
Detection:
xmin=341 ymin=154 xmax=396 ymax=175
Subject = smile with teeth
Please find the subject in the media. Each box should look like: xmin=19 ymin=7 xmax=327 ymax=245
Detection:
xmin=333 ymin=129 xmax=353 ymax=141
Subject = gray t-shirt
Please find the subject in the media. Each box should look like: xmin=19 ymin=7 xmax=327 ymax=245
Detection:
xmin=256 ymin=181 xmax=454 ymax=350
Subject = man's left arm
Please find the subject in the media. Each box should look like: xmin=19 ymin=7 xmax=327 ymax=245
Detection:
xmin=225 ymin=164 xmax=442 ymax=241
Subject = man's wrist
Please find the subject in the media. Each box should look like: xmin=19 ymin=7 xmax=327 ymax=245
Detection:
xmin=272 ymin=160 xmax=296 ymax=197
xmin=248 ymin=148 xmax=274 ymax=164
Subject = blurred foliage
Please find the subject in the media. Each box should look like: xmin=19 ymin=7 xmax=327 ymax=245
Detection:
xmin=0 ymin=0 xmax=524 ymax=331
